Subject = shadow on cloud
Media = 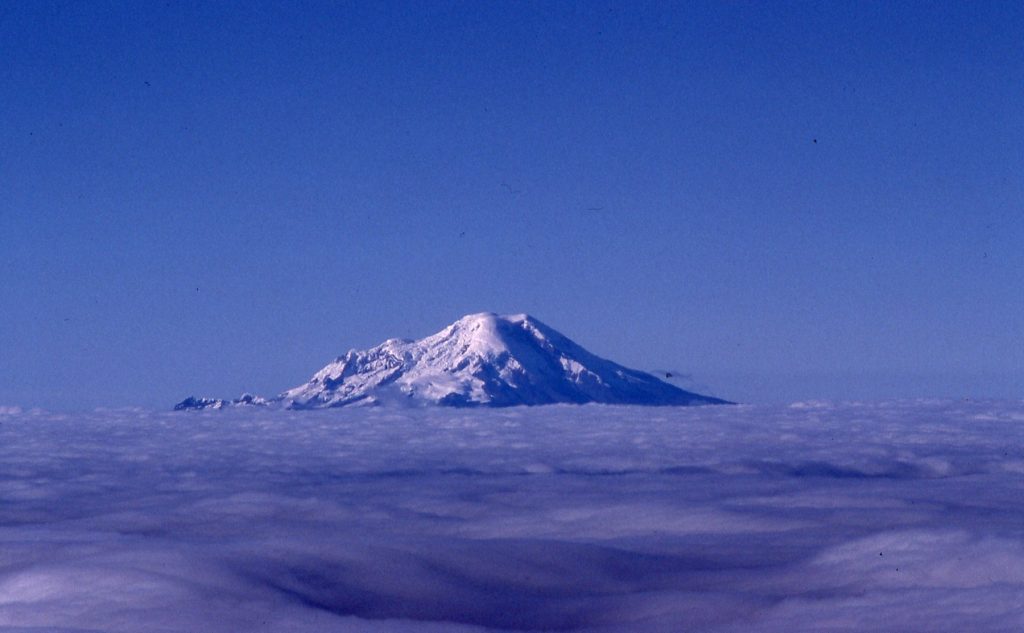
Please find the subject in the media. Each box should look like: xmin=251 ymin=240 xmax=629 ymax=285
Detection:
xmin=0 ymin=400 xmax=1022 ymax=631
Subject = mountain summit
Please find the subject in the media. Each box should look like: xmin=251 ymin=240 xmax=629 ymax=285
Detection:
xmin=176 ymin=313 xmax=730 ymax=410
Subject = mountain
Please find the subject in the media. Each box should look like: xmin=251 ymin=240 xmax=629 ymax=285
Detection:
xmin=173 ymin=394 xmax=269 ymax=411
xmin=175 ymin=313 xmax=731 ymax=410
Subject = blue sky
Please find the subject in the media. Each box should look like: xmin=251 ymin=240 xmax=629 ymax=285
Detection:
xmin=1 ymin=1 xmax=1021 ymax=409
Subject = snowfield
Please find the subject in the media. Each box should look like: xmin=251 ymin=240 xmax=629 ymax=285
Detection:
xmin=0 ymin=400 xmax=1022 ymax=632
xmin=181 ymin=313 xmax=726 ymax=410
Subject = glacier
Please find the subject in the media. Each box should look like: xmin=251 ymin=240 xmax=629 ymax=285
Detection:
xmin=178 ymin=312 xmax=729 ymax=409
xmin=0 ymin=400 xmax=1022 ymax=631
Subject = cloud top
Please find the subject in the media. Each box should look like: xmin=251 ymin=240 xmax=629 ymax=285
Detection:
xmin=0 ymin=399 xmax=1021 ymax=631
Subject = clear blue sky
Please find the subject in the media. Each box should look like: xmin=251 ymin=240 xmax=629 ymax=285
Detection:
xmin=1 ymin=1 xmax=1021 ymax=410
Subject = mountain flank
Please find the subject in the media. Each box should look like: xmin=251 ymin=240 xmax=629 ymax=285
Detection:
xmin=176 ymin=313 xmax=730 ymax=410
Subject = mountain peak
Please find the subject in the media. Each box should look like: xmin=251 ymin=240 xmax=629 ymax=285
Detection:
xmin=176 ymin=313 xmax=731 ymax=410
xmin=422 ymin=312 xmax=536 ymax=360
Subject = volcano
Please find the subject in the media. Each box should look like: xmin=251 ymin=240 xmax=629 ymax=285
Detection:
xmin=176 ymin=313 xmax=730 ymax=409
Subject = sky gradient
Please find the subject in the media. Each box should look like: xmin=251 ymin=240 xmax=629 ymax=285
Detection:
xmin=1 ymin=1 xmax=1022 ymax=409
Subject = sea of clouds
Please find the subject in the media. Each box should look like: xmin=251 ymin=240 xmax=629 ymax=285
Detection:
xmin=0 ymin=399 xmax=1022 ymax=632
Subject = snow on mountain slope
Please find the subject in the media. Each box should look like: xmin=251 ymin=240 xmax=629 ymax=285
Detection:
xmin=173 ymin=394 xmax=269 ymax=411
xmin=281 ymin=313 xmax=728 ymax=408
xmin=178 ymin=313 xmax=730 ymax=410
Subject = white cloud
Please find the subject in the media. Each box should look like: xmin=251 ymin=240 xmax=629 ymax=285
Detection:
xmin=0 ymin=400 xmax=1021 ymax=631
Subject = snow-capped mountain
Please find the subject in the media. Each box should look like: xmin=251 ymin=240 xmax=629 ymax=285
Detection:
xmin=173 ymin=394 xmax=269 ymax=411
xmin=176 ymin=313 xmax=730 ymax=409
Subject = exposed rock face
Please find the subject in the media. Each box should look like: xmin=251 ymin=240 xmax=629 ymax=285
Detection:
xmin=173 ymin=396 xmax=227 ymax=411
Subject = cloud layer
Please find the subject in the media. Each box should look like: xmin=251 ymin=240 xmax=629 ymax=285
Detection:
xmin=0 ymin=400 xmax=1022 ymax=631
